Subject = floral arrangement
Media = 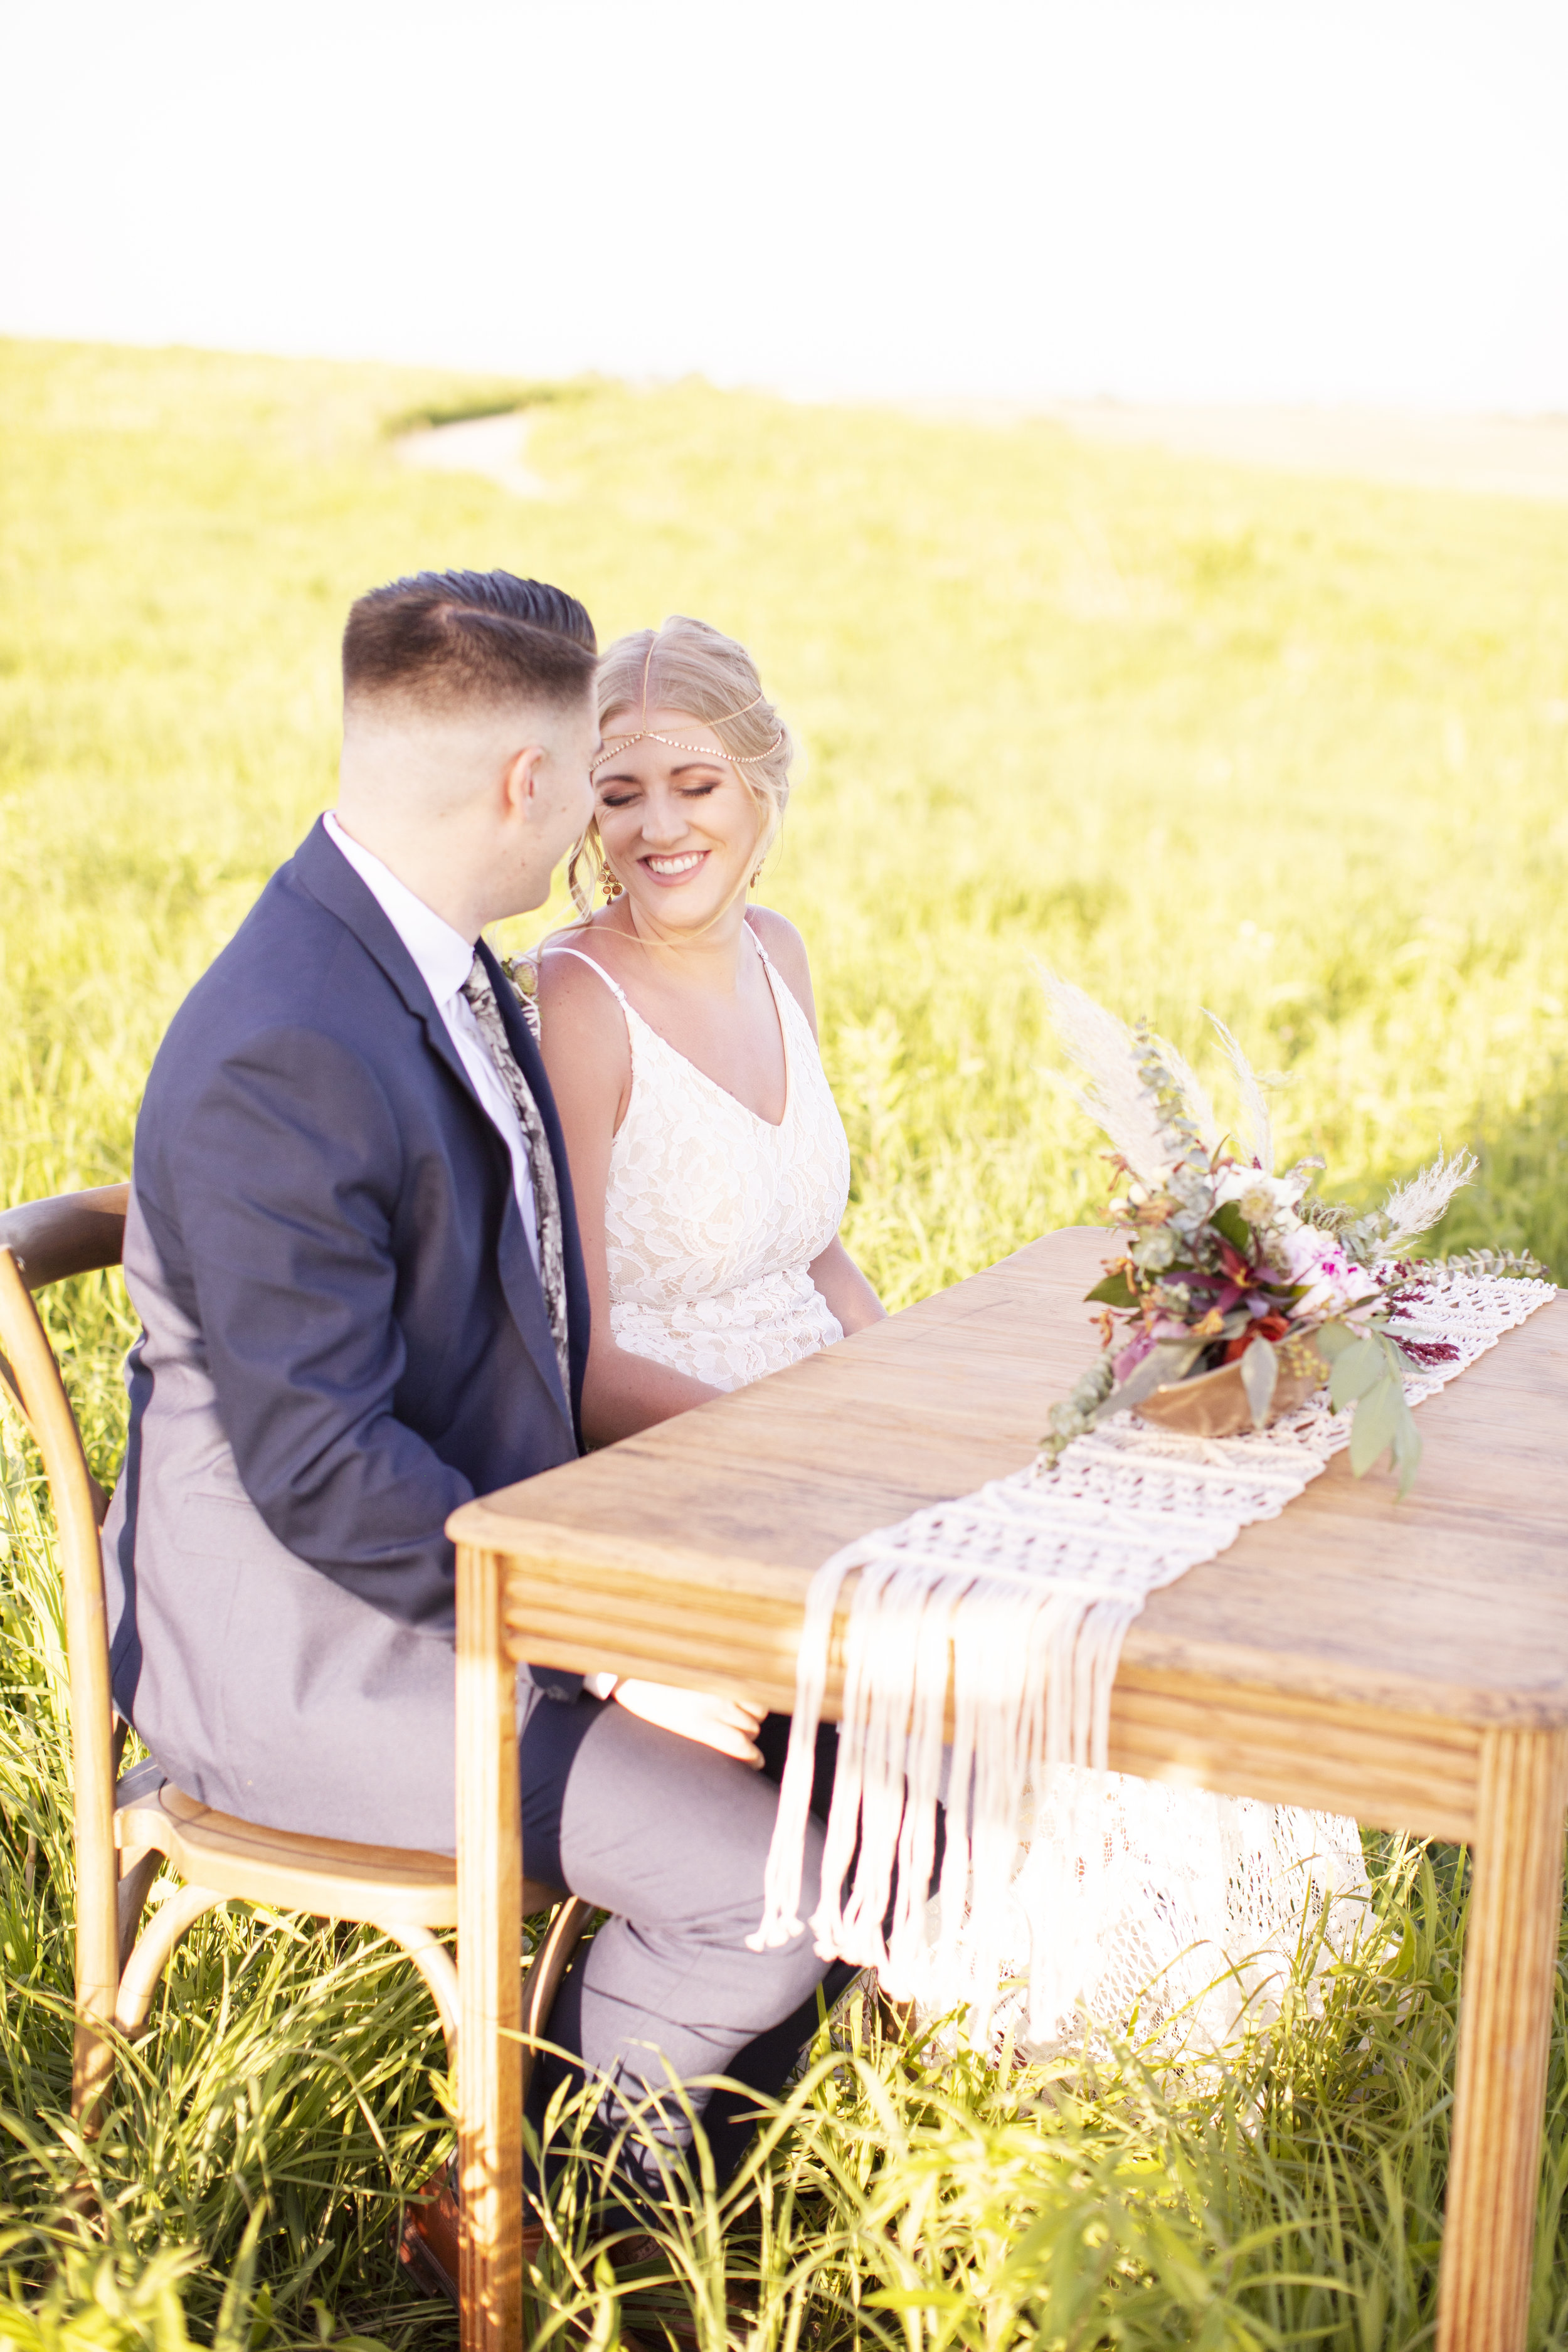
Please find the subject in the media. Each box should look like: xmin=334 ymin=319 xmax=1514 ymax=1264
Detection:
xmin=1039 ymin=976 xmax=1545 ymax=1492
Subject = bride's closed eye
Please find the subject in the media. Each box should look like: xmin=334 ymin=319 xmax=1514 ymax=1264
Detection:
xmin=600 ymin=781 xmax=721 ymax=809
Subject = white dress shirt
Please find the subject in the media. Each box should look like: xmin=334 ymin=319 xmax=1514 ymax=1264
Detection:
xmin=323 ymin=812 xmax=541 ymax=1272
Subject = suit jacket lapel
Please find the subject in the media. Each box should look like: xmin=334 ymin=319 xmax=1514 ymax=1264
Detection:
xmin=293 ymin=820 xmax=580 ymax=1433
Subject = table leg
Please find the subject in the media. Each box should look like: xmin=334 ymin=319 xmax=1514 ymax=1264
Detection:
xmin=1436 ymin=1725 xmax=1568 ymax=2352
xmin=457 ymin=1543 xmax=524 ymax=2352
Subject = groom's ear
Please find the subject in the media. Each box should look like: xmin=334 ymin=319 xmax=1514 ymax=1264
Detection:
xmin=501 ymin=741 xmax=547 ymax=812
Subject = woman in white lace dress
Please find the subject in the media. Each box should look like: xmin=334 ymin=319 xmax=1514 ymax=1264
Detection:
xmin=538 ymin=615 xmax=882 ymax=1422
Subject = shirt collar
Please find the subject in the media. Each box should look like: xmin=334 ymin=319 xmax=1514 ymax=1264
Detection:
xmin=324 ymin=811 xmax=476 ymax=1008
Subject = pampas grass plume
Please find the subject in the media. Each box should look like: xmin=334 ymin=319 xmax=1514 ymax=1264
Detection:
xmin=1204 ymin=1009 xmax=1276 ymax=1173
xmin=1035 ymin=970 xmax=1168 ymax=1179
xmin=1384 ymin=1148 xmax=1479 ymax=1249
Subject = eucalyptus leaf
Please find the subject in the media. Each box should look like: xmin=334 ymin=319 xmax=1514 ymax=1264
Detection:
xmin=1328 ymin=1337 xmax=1387 ymax=1410
xmin=1310 ymin=1318 xmax=1359 ymax=1364
xmin=1389 ymin=1391 xmax=1424 ymax=1498
xmin=1348 ymin=1374 xmax=1402 ymax=1476
xmin=1096 ymin=1338 xmax=1205 ymax=1421
xmin=1239 ymin=1338 xmax=1279 ymax=1428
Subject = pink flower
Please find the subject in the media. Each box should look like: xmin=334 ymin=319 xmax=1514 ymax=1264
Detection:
xmin=1113 ymin=1331 xmax=1156 ymax=1380
xmin=1279 ymin=1224 xmax=1368 ymax=1318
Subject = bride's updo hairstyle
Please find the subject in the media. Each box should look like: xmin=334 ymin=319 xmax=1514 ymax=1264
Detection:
xmin=569 ymin=615 xmax=795 ymax=916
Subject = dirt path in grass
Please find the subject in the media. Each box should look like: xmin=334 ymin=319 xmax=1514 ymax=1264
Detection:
xmin=398 ymin=396 xmax=1568 ymax=506
xmin=394 ymin=409 xmax=551 ymax=497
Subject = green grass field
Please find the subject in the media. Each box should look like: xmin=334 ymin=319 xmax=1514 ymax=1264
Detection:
xmin=3 ymin=336 xmax=1567 ymax=2348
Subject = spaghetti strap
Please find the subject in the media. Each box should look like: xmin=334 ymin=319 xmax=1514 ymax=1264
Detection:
xmin=746 ymin=919 xmax=811 ymax=1034
xmin=541 ymin=943 xmax=632 ymax=1009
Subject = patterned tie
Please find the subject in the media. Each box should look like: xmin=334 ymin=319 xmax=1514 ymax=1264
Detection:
xmin=460 ymin=956 xmax=571 ymax=1406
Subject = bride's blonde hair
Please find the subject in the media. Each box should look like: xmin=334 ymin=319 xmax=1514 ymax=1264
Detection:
xmin=568 ymin=615 xmax=795 ymax=916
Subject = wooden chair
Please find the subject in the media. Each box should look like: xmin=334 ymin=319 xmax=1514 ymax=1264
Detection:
xmin=0 ymin=1182 xmax=591 ymax=2127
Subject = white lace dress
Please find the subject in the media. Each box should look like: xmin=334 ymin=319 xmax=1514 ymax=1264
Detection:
xmin=922 ymin=1771 xmax=1372 ymax=2064
xmin=546 ymin=930 xmax=850 ymax=1390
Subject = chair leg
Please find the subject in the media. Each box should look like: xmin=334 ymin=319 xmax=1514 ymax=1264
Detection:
xmin=71 ymin=2013 xmax=115 ymax=2132
xmin=71 ymin=1857 xmax=184 ymax=2125
xmin=115 ymin=1884 xmax=225 ymax=2035
xmin=117 ymin=1850 xmax=163 ymax=1971
xmin=380 ymin=1925 xmax=460 ymax=2067
xmin=519 ymin=1897 xmax=594 ymax=2108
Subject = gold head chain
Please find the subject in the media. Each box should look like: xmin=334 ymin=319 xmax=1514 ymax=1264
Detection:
xmin=589 ymin=637 xmax=784 ymax=778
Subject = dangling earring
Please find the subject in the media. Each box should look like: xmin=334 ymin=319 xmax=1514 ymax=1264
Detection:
xmin=750 ymin=867 xmax=764 ymax=889
xmin=601 ymin=868 xmax=623 ymax=903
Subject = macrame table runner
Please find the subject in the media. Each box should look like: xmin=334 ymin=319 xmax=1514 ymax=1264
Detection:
xmin=753 ymin=1269 xmax=1558 ymax=2032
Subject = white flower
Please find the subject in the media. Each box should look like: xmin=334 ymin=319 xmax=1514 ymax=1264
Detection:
xmin=1211 ymin=1167 xmax=1303 ymax=1223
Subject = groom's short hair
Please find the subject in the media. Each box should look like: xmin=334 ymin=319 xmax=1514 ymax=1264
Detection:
xmin=343 ymin=569 xmax=596 ymax=717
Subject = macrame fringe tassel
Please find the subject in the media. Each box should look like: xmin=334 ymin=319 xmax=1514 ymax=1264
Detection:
xmin=753 ymin=1519 xmax=1139 ymax=2042
xmin=749 ymin=1541 xmax=862 ymax=1951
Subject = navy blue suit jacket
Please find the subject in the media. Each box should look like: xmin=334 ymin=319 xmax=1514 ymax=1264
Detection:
xmin=103 ymin=819 xmax=589 ymax=1841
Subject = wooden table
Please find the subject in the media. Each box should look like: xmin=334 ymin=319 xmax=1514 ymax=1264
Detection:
xmin=447 ymin=1227 xmax=1568 ymax=2352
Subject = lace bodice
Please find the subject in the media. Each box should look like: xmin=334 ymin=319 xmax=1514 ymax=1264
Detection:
xmin=545 ymin=928 xmax=850 ymax=1391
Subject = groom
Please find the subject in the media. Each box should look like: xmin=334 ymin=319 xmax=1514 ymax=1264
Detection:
xmin=103 ymin=568 xmax=837 ymax=2217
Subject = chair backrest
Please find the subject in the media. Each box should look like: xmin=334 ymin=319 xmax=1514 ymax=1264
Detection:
xmin=0 ymin=1184 xmax=130 ymax=1293
xmin=0 ymin=1183 xmax=130 ymax=2107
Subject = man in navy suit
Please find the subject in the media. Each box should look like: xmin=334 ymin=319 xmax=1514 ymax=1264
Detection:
xmin=103 ymin=570 xmax=837 ymax=2228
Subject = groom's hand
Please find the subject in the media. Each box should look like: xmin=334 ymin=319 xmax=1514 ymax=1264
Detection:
xmin=610 ymin=1678 xmax=766 ymax=1767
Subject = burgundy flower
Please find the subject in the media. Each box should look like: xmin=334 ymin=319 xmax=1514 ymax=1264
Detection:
xmin=1396 ymin=1338 xmax=1461 ymax=1367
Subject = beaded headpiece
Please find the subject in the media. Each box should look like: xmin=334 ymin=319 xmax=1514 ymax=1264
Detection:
xmin=590 ymin=637 xmax=785 ymax=778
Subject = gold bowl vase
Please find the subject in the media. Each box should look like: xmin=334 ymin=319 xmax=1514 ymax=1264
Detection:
xmin=1134 ymin=1337 xmax=1327 ymax=1441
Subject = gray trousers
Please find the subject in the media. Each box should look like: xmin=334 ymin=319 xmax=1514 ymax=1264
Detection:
xmin=519 ymin=1693 xmax=847 ymax=2201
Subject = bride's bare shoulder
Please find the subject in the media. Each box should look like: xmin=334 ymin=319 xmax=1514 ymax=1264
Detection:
xmin=747 ymin=906 xmax=818 ymax=1029
xmin=534 ymin=924 xmax=632 ymax=1065
xmin=536 ymin=917 xmax=622 ymax=986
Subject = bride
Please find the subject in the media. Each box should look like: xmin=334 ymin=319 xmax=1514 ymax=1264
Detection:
xmin=537 ymin=615 xmax=883 ymax=1445
xmin=539 ymin=615 xmax=1367 ymax=2060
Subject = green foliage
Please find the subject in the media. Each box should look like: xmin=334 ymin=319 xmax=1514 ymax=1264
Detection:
xmin=1210 ymin=1201 xmax=1255 ymax=1257
xmin=381 ymin=378 xmax=601 ymax=438
xmin=1438 ymin=1245 xmax=1551 ymax=1282
xmin=452 ymin=1888 xmax=1568 ymax=2352
xmin=0 ymin=1447 xmax=452 ymax=2350
xmin=4 ymin=336 xmax=1568 ymax=2340
xmin=1315 ymin=1325 xmax=1424 ymax=1494
xmin=1237 ymin=1333 xmax=1280 ymax=1426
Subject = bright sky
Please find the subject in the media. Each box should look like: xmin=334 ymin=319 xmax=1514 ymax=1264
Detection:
xmin=4 ymin=0 xmax=1565 ymax=410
